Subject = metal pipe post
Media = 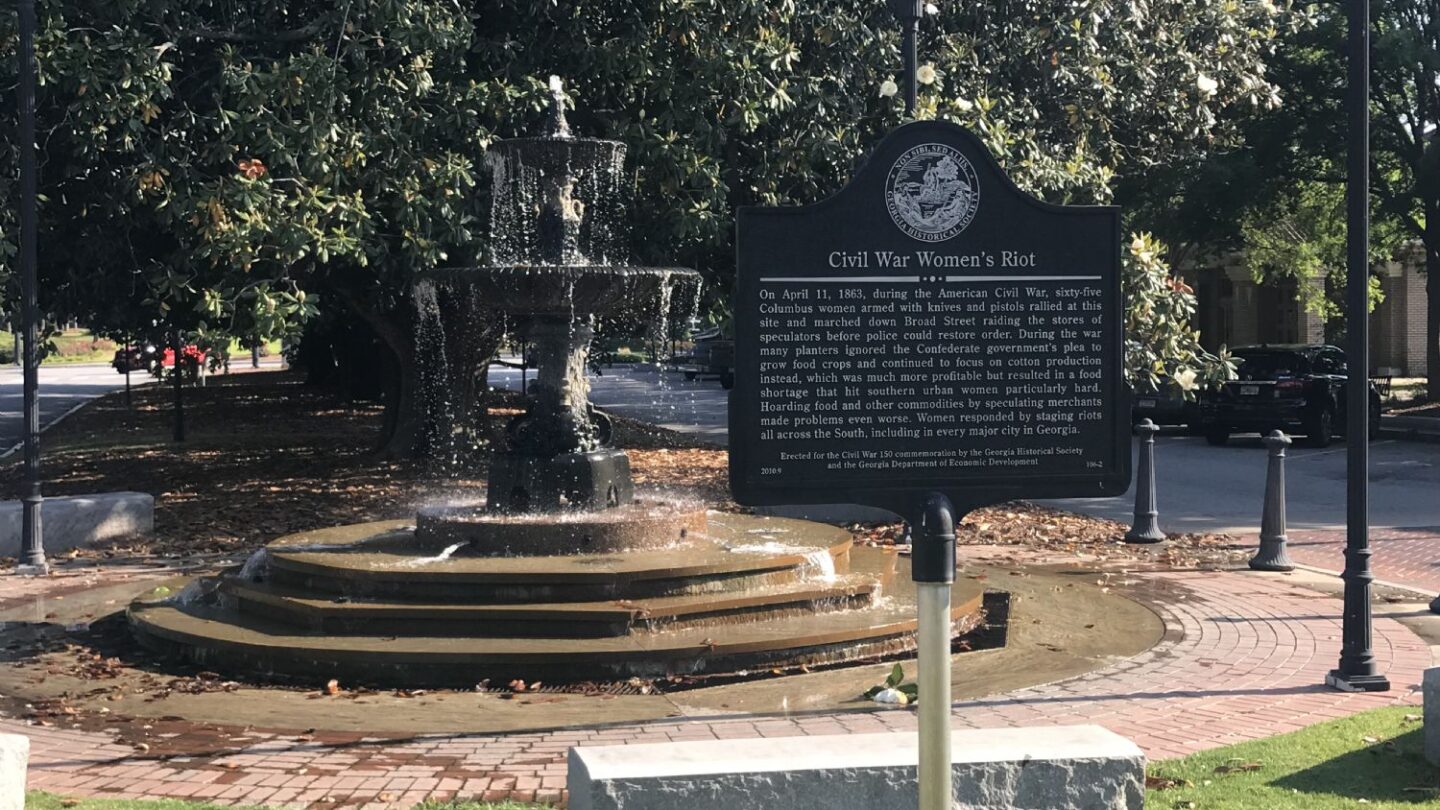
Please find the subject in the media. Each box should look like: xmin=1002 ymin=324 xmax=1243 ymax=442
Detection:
xmin=917 ymin=582 xmax=951 ymax=810
xmin=911 ymin=492 xmax=955 ymax=810
xmin=124 ymin=338 xmax=133 ymax=409
xmin=172 ymin=329 xmax=186 ymax=443
xmin=17 ymin=0 xmax=47 ymax=574
xmin=1250 ymin=430 xmax=1296 ymax=571
xmin=1328 ymin=0 xmax=1388 ymax=692
xmin=1124 ymin=419 xmax=1164 ymax=543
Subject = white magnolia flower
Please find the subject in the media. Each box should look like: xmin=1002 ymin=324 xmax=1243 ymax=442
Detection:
xmin=1174 ymin=368 xmax=1199 ymax=392
xmin=917 ymin=64 xmax=937 ymax=85
xmin=925 ymin=2 xmax=940 ymax=14
xmin=873 ymin=688 xmax=909 ymax=705
xmin=1196 ymin=73 xmax=1219 ymax=97
xmin=880 ymin=79 xmax=899 ymax=98
xmin=955 ymin=97 xmax=974 ymax=112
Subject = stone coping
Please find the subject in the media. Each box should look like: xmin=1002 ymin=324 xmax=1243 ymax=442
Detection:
xmin=570 ymin=724 xmax=1141 ymax=779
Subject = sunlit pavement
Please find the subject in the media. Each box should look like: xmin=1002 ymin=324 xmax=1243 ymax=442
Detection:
xmin=0 ymin=363 xmax=129 ymax=451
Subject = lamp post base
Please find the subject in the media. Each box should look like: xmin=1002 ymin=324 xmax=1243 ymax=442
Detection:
xmin=1325 ymin=670 xmax=1391 ymax=693
xmin=1123 ymin=523 xmax=1166 ymax=544
xmin=15 ymin=563 xmax=49 ymax=577
xmin=1248 ymin=544 xmax=1295 ymax=572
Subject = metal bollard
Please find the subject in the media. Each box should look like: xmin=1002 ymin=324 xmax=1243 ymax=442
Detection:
xmin=1249 ymin=430 xmax=1296 ymax=571
xmin=1125 ymin=419 xmax=1165 ymax=543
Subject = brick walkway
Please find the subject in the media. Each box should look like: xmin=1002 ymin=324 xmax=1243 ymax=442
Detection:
xmin=1288 ymin=525 xmax=1440 ymax=594
xmin=4 ymin=560 xmax=1429 ymax=808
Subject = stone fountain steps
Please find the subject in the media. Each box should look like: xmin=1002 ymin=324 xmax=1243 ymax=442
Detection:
xmin=127 ymin=575 xmax=985 ymax=686
xmin=127 ymin=515 xmax=988 ymax=687
xmin=223 ymin=578 xmax=880 ymax=639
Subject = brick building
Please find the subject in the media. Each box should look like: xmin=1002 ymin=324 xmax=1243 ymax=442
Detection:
xmin=1178 ymin=241 xmax=1429 ymax=377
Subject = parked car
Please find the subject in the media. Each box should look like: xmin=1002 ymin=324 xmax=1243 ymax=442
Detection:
xmin=1197 ymin=344 xmax=1381 ymax=448
xmin=1131 ymin=375 xmax=1199 ymax=430
xmin=679 ymin=326 xmax=735 ymax=390
xmin=111 ymin=344 xmax=156 ymax=373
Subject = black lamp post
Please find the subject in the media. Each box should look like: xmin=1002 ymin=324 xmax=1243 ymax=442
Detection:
xmin=1327 ymin=0 xmax=1388 ymax=693
xmin=16 ymin=0 xmax=47 ymax=575
xmin=888 ymin=0 xmax=922 ymax=117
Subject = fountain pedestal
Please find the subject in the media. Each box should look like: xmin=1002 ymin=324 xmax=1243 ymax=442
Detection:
xmin=486 ymin=448 xmax=635 ymax=514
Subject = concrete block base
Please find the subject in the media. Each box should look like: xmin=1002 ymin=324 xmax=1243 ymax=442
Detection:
xmin=568 ymin=725 xmax=1144 ymax=810
xmin=0 ymin=733 xmax=29 ymax=810
xmin=0 ymin=492 xmax=153 ymax=558
xmin=1426 ymin=668 xmax=1439 ymax=765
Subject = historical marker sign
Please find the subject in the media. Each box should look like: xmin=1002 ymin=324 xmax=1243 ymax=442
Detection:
xmin=730 ymin=120 xmax=1130 ymax=512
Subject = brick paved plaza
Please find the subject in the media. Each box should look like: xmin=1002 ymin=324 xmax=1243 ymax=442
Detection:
xmin=3 ymin=546 xmax=1430 ymax=808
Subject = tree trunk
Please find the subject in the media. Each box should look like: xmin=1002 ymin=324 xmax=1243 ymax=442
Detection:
xmin=333 ymin=287 xmax=422 ymax=459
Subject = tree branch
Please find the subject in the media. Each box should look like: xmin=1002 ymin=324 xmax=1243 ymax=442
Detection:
xmin=179 ymin=22 xmax=327 ymax=45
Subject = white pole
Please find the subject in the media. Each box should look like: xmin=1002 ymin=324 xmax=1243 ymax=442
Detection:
xmin=917 ymin=581 xmax=952 ymax=810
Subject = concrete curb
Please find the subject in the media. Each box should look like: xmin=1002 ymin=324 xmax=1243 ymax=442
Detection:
xmin=1289 ymin=562 xmax=1439 ymax=602
xmin=1380 ymin=414 xmax=1440 ymax=444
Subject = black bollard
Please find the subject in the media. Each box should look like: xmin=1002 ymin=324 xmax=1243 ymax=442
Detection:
xmin=1249 ymin=430 xmax=1296 ymax=571
xmin=1125 ymin=419 xmax=1165 ymax=543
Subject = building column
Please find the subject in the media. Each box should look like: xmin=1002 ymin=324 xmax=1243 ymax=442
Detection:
xmin=1224 ymin=265 xmax=1259 ymax=347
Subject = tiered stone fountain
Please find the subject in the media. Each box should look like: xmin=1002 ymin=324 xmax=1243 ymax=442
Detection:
xmin=127 ymin=79 xmax=984 ymax=687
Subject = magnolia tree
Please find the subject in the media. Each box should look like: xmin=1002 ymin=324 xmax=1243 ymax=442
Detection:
xmin=0 ymin=0 xmax=1293 ymax=453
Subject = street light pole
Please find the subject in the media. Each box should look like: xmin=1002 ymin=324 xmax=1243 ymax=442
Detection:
xmin=889 ymin=0 xmax=922 ymax=118
xmin=16 ymin=0 xmax=47 ymax=575
xmin=1328 ymin=0 xmax=1388 ymax=693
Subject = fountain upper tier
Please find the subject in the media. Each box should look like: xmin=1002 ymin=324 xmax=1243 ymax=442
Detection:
xmin=421 ymin=77 xmax=698 ymax=317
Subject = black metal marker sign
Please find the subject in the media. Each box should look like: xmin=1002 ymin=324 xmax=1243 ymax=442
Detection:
xmin=730 ymin=120 xmax=1130 ymax=513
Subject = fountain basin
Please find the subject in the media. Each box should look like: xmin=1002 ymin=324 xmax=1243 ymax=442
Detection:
xmin=127 ymin=514 xmax=987 ymax=687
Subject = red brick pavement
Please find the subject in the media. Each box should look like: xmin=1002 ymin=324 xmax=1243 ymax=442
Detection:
xmin=1288 ymin=525 xmax=1440 ymax=594
xmin=4 ymin=562 xmax=1430 ymax=808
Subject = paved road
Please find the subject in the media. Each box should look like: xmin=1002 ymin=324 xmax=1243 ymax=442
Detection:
xmin=0 ymin=363 xmax=130 ymax=451
xmin=490 ymin=365 xmax=731 ymax=445
xmin=493 ymin=365 xmax=1440 ymax=534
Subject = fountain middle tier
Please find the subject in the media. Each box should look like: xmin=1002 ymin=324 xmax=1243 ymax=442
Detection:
xmin=419 ymin=265 xmax=698 ymax=318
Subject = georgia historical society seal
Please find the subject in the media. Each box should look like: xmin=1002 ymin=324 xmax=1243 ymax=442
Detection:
xmin=885 ymin=143 xmax=979 ymax=242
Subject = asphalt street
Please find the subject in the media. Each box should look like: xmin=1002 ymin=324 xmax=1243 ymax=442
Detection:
xmin=0 ymin=363 xmax=131 ymax=452
xmin=491 ymin=364 xmax=1440 ymax=534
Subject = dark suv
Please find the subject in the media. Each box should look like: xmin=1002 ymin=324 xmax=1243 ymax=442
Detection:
xmin=1198 ymin=344 xmax=1381 ymax=448
xmin=680 ymin=326 xmax=735 ymax=390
